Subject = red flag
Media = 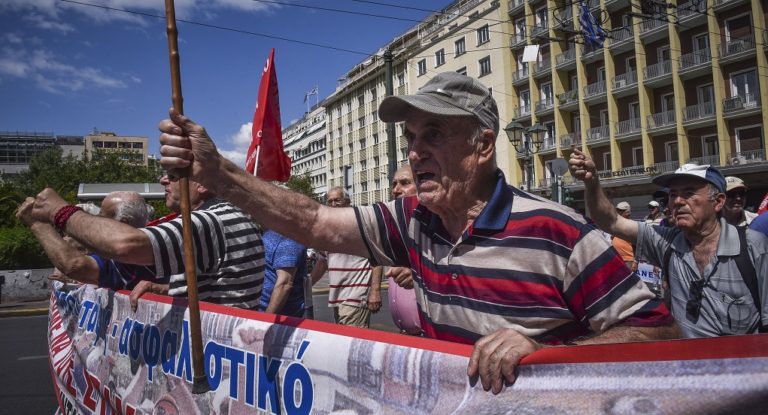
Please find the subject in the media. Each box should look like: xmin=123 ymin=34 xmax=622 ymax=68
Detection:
xmin=245 ymin=48 xmax=291 ymax=181
xmin=758 ymin=192 xmax=768 ymax=215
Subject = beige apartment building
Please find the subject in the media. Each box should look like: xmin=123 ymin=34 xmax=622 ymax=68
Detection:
xmin=85 ymin=131 xmax=148 ymax=166
xmin=507 ymin=0 xmax=768 ymax=205
xmin=282 ymin=105 xmax=329 ymax=196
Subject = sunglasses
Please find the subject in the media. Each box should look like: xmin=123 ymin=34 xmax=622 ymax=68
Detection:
xmin=686 ymin=279 xmax=706 ymax=323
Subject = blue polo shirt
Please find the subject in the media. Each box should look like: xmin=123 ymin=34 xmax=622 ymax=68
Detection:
xmin=258 ymin=230 xmax=307 ymax=317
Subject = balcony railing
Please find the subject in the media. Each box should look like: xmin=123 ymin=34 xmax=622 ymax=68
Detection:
xmin=558 ymin=89 xmax=578 ymax=106
xmin=723 ymin=94 xmax=761 ymax=113
xmin=555 ymin=48 xmax=576 ymax=66
xmin=609 ymin=27 xmax=633 ymax=46
xmin=679 ymin=50 xmax=711 ymax=70
xmin=616 ymin=118 xmax=642 ymax=135
xmin=554 ymin=7 xmax=572 ymax=25
xmin=512 ymin=66 xmax=529 ymax=82
xmin=683 ymin=102 xmax=715 ymax=122
xmin=640 ymin=18 xmax=666 ymax=34
xmin=584 ymin=81 xmax=607 ymax=98
xmin=536 ymin=97 xmax=555 ymax=112
xmin=644 ymin=60 xmax=672 ymax=80
xmin=582 ymin=44 xmax=603 ymax=59
xmin=560 ymin=132 xmax=581 ymax=148
xmin=510 ymin=32 xmax=527 ymax=47
xmin=535 ymin=59 xmax=551 ymax=74
xmin=587 ymin=125 xmax=609 ymax=142
xmin=677 ymin=0 xmax=707 ymax=20
xmin=648 ymin=110 xmax=676 ymax=129
xmin=729 ymin=149 xmax=766 ymax=164
xmin=613 ymin=70 xmax=637 ymax=89
xmin=540 ymin=137 xmax=557 ymax=151
xmin=532 ymin=24 xmax=548 ymax=37
xmin=651 ymin=160 xmax=680 ymax=174
xmin=508 ymin=0 xmax=525 ymax=12
xmin=720 ymin=34 xmax=756 ymax=58
xmin=515 ymin=105 xmax=532 ymax=118
xmin=688 ymin=155 xmax=720 ymax=166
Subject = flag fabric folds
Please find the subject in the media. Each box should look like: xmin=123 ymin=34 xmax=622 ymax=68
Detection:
xmin=579 ymin=0 xmax=607 ymax=48
xmin=245 ymin=48 xmax=291 ymax=182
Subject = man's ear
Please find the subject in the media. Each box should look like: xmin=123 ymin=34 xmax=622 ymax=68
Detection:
xmin=476 ymin=129 xmax=496 ymax=163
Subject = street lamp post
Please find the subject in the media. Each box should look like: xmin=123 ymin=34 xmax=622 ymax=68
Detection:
xmin=504 ymin=121 xmax=547 ymax=191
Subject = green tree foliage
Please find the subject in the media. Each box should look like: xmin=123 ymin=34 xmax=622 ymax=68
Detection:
xmin=2 ymin=148 xmax=164 ymax=268
xmin=285 ymin=171 xmax=316 ymax=199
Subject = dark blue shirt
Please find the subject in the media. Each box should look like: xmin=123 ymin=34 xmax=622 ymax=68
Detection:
xmin=258 ymin=230 xmax=307 ymax=317
xmin=91 ymin=254 xmax=159 ymax=290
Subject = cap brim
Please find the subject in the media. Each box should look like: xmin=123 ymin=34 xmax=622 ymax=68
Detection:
xmin=379 ymin=94 xmax=474 ymax=123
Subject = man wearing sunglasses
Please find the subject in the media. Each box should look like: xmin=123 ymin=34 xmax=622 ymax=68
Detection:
xmin=571 ymin=150 xmax=768 ymax=337
xmin=723 ymin=176 xmax=758 ymax=227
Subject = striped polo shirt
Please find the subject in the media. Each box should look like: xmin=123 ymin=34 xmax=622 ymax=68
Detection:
xmin=141 ymin=199 xmax=265 ymax=310
xmin=355 ymin=170 xmax=671 ymax=344
xmin=323 ymin=252 xmax=374 ymax=308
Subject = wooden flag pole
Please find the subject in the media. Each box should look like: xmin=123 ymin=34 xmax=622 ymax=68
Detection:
xmin=164 ymin=0 xmax=210 ymax=394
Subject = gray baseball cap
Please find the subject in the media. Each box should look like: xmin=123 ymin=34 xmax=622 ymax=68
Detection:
xmin=378 ymin=72 xmax=499 ymax=134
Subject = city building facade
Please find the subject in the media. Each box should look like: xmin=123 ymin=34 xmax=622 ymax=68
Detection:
xmin=0 ymin=131 xmax=56 ymax=175
xmin=85 ymin=131 xmax=149 ymax=166
xmin=283 ymin=105 xmax=329 ymax=196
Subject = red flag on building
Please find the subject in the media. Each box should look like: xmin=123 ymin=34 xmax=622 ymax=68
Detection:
xmin=245 ymin=48 xmax=291 ymax=181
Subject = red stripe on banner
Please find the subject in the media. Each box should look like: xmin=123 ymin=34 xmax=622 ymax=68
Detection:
xmin=47 ymin=293 xmax=66 ymax=414
xmin=126 ymin=291 xmax=768 ymax=364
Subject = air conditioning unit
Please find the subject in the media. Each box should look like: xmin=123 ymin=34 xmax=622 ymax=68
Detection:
xmin=730 ymin=155 xmax=747 ymax=166
xmin=615 ymin=79 xmax=627 ymax=88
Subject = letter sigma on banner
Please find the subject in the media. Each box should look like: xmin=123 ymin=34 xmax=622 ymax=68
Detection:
xmin=48 ymin=283 xmax=768 ymax=414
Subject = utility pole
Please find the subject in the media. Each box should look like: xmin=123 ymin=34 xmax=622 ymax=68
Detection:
xmin=384 ymin=49 xmax=397 ymax=183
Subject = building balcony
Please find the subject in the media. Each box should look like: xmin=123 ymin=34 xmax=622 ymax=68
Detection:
xmin=640 ymin=18 xmax=667 ymax=42
xmin=560 ymin=132 xmax=581 ymax=149
xmin=554 ymin=7 xmax=573 ymax=28
xmin=534 ymin=59 xmax=551 ymax=78
xmin=676 ymin=0 xmax=707 ymax=29
xmin=615 ymin=118 xmax=642 ymax=139
xmin=536 ymin=97 xmax=555 ymax=114
xmin=678 ymin=50 xmax=712 ymax=79
xmin=683 ymin=102 xmax=716 ymax=127
xmin=581 ymin=45 xmax=604 ymax=63
xmin=728 ymin=149 xmax=766 ymax=166
xmin=557 ymin=89 xmax=579 ymax=111
xmin=719 ymin=34 xmax=756 ymax=64
xmin=605 ymin=0 xmax=629 ymax=11
xmin=651 ymin=160 xmax=680 ymax=174
xmin=514 ymin=105 xmax=532 ymax=120
xmin=647 ymin=110 xmax=676 ymax=134
xmin=609 ymin=27 xmax=634 ymax=54
xmin=555 ymin=48 xmax=576 ymax=70
xmin=723 ymin=94 xmax=761 ymax=118
xmin=584 ymin=80 xmax=607 ymax=103
xmin=688 ymin=154 xmax=721 ymax=166
xmin=508 ymin=0 xmax=525 ymax=14
xmin=713 ymin=0 xmax=750 ymax=13
xmin=531 ymin=24 xmax=549 ymax=39
xmin=586 ymin=125 xmax=610 ymax=144
xmin=643 ymin=60 xmax=673 ymax=87
xmin=612 ymin=70 xmax=638 ymax=97
xmin=539 ymin=137 xmax=557 ymax=153
xmin=510 ymin=32 xmax=527 ymax=49
xmin=512 ymin=67 xmax=529 ymax=85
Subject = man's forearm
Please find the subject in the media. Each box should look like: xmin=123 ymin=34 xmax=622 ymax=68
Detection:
xmin=583 ymin=180 xmax=639 ymax=243
xmin=370 ymin=266 xmax=383 ymax=293
xmin=575 ymin=323 xmax=680 ymax=345
xmin=63 ymin=211 xmax=155 ymax=266
xmin=265 ymin=269 xmax=294 ymax=314
xmin=215 ymin=161 xmax=369 ymax=257
xmin=30 ymin=223 xmax=99 ymax=284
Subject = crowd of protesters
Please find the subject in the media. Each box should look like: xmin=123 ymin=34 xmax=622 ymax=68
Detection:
xmin=15 ymin=72 xmax=768 ymax=394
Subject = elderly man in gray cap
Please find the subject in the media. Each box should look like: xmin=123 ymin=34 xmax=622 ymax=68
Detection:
xmin=570 ymin=149 xmax=768 ymax=338
xmin=723 ymin=176 xmax=758 ymax=227
xmin=155 ymin=72 xmax=675 ymax=394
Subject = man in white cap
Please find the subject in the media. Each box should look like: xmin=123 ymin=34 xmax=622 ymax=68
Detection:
xmin=645 ymin=200 xmax=663 ymax=225
xmin=723 ymin=176 xmax=757 ymax=227
xmin=570 ymin=149 xmax=768 ymax=338
xmin=156 ymin=71 xmax=676 ymax=394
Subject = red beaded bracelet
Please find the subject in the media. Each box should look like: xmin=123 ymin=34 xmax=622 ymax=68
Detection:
xmin=53 ymin=205 xmax=83 ymax=231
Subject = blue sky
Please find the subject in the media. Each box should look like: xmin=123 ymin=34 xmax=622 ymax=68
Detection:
xmin=0 ymin=0 xmax=450 ymax=166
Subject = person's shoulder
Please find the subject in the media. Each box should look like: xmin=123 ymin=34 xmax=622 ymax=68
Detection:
xmin=511 ymin=190 xmax=589 ymax=226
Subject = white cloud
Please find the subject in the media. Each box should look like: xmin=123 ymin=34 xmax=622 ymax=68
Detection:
xmin=219 ymin=122 xmax=253 ymax=167
xmin=24 ymin=13 xmax=75 ymax=33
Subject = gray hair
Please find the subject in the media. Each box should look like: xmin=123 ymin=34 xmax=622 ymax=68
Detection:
xmin=326 ymin=186 xmax=350 ymax=203
xmin=108 ymin=191 xmax=151 ymax=228
xmin=76 ymin=202 xmax=100 ymax=215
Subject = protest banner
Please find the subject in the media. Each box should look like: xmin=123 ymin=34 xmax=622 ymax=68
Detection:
xmin=49 ymin=282 xmax=768 ymax=414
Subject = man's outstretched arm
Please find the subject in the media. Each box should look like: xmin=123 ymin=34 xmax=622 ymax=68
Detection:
xmin=569 ymin=148 xmax=639 ymax=243
xmin=27 ymin=222 xmax=100 ymax=285
xmin=158 ymin=109 xmax=368 ymax=258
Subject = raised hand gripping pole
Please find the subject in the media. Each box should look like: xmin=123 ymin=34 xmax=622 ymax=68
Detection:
xmin=164 ymin=0 xmax=210 ymax=394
